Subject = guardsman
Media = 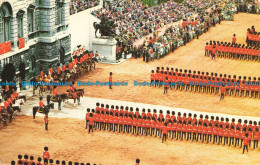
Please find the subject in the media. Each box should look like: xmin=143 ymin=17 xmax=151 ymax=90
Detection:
xmin=62 ymin=63 xmax=66 ymax=72
xmin=57 ymin=63 xmax=61 ymax=76
xmin=86 ymin=108 xmax=90 ymax=129
xmin=235 ymin=127 xmax=241 ymax=147
xmin=162 ymin=122 xmax=168 ymax=143
xmin=109 ymin=72 xmax=113 ymax=89
xmin=36 ymin=157 xmax=42 ymax=165
xmin=135 ymin=159 xmax=140 ymax=165
xmin=44 ymin=113 xmax=48 ymax=130
xmin=49 ymin=65 xmax=53 ymax=77
xmin=88 ymin=113 xmax=94 ymax=133
xmin=150 ymin=70 xmax=155 ymax=86
xmin=242 ymin=133 xmax=249 ymax=154
xmin=40 ymin=68 xmax=44 ymax=79
xmin=232 ymin=34 xmax=236 ymax=44
xmin=43 ymin=146 xmax=50 ymax=160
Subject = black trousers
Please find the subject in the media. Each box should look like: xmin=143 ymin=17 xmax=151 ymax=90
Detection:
xmin=146 ymin=127 xmax=150 ymax=136
xmin=172 ymin=131 xmax=176 ymax=139
xmin=197 ymin=133 xmax=202 ymax=141
xmin=124 ymin=125 xmax=128 ymax=133
xmin=45 ymin=122 xmax=48 ymax=130
xmin=253 ymin=140 xmax=258 ymax=149
xmin=109 ymin=123 xmax=113 ymax=131
xmin=119 ymin=124 xmax=123 ymax=132
xmin=202 ymin=134 xmax=207 ymax=142
xmin=133 ymin=126 xmax=137 ymax=134
xmin=229 ymin=137 xmax=234 ymax=146
xmin=207 ymin=134 xmax=212 ymax=143
xmin=224 ymin=137 xmax=228 ymax=145
xmin=151 ymin=128 xmax=155 ymax=136
xmin=137 ymin=127 xmax=141 ymax=135
xmin=86 ymin=120 xmax=89 ymax=129
xmin=162 ymin=134 xmax=167 ymax=142
xmin=218 ymin=136 xmax=223 ymax=145
xmin=213 ymin=135 xmax=218 ymax=144
xmin=128 ymin=125 xmax=132 ymax=133
xmin=235 ymin=138 xmax=240 ymax=147
xmin=177 ymin=131 xmax=181 ymax=140
xmin=242 ymin=145 xmax=248 ymax=154
xmin=114 ymin=124 xmax=118 ymax=132
xmin=89 ymin=125 xmax=93 ymax=133
xmin=187 ymin=132 xmax=192 ymax=141
xmin=192 ymin=133 xmax=197 ymax=141
xmin=181 ymin=132 xmax=186 ymax=140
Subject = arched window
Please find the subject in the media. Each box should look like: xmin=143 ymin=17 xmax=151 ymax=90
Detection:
xmin=27 ymin=5 xmax=35 ymax=33
xmin=55 ymin=0 xmax=63 ymax=25
xmin=1 ymin=2 xmax=13 ymax=43
xmin=16 ymin=10 xmax=25 ymax=38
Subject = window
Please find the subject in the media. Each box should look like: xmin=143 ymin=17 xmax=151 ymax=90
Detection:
xmin=0 ymin=11 xmax=4 ymax=43
xmin=4 ymin=18 xmax=10 ymax=41
xmin=1 ymin=2 xmax=13 ymax=42
xmin=55 ymin=1 xmax=63 ymax=25
xmin=16 ymin=10 xmax=25 ymax=38
xmin=17 ymin=17 xmax=23 ymax=38
xmin=27 ymin=10 xmax=34 ymax=33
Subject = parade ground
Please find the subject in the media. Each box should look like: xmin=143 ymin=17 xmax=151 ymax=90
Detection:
xmin=60 ymin=13 xmax=260 ymax=118
xmin=1 ymin=13 xmax=260 ymax=165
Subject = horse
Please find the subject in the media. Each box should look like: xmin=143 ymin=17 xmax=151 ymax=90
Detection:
xmin=34 ymin=77 xmax=44 ymax=96
xmin=32 ymin=105 xmax=50 ymax=119
xmin=61 ymin=89 xmax=84 ymax=106
xmin=0 ymin=112 xmax=8 ymax=126
xmin=46 ymin=94 xmax=62 ymax=110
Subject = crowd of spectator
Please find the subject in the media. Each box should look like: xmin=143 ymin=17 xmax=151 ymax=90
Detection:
xmin=70 ymin=0 xmax=99 ymax=15
xmin=91 ymin=0 xmax=221 ymax=43
xmin=132 ymin=6 xmax=222 ymax=62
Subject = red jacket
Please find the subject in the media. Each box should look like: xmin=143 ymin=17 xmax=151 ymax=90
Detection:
xmin=162 ymin=125 xmax=168 ymax=134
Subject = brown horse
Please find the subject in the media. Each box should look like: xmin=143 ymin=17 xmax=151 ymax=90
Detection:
xmin=34 ymin=77 xmax=44 ymax=96
xmin=61 ymin=89 xmax=84 ymax=106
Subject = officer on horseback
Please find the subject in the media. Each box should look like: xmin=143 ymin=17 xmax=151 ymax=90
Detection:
xmin=39 ymin=97 xmax=45 ymax=113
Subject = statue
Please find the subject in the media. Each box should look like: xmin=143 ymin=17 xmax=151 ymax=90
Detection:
xmin=93 ymin=14 xmax=115 ymax=38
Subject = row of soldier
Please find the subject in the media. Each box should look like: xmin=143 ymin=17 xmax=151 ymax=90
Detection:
xmin=150 ymin=67 xmax=260 ymax=98
xmin=205 ymin=40 xmax=260 ymax=61
xmin=13 ymin=147 xmax=99 ymax=165
xmin=85 ymin=103 xmax=259 ymax=153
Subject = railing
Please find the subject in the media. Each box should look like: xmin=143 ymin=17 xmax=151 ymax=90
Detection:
xmin=0 ymin=41 xmax=12 ymax=55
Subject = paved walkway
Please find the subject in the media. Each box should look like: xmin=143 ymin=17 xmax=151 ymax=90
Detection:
xmin=18 ymin=87 xmax=260 ymax=122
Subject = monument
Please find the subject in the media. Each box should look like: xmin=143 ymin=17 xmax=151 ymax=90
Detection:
xmin=92 ymin=14 xmax=118 ymax=63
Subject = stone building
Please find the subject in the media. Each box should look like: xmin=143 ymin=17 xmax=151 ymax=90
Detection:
xmin=0 ymin=0 xmax=71 ymax=87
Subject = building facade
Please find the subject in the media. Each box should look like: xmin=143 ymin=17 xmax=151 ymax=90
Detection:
xmin=0 ymin=0 xmax=71 ymax=86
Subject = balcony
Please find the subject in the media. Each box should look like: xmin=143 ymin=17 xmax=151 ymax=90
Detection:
xmin=0 ymin=41 xmax=12 ymax=55
xmin=18 ymin=38 xmax=25 ymax=49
